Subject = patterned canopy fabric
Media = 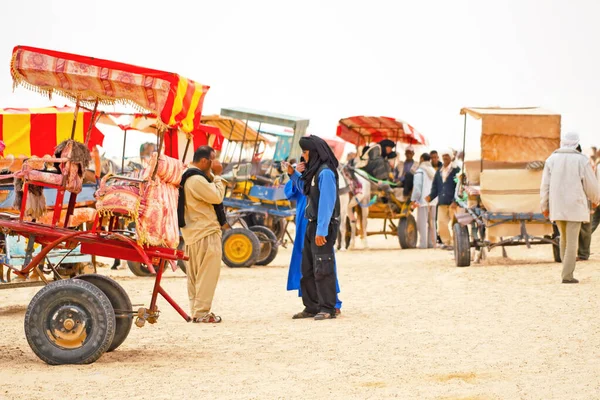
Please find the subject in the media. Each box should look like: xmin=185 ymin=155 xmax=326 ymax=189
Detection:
xmin=10 ymin=45 xmax=209 ymax=134
xmin=337 ymin=116 xmax=427 ymax=147
xmin=0 ymin=106 xmax=104 ymax=157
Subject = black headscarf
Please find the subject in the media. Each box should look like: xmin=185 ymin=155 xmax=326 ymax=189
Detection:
xmin=378 ymin=139 xmax=396 ymax=158
xmin=299 ymin=135 xmax=339 ymax=195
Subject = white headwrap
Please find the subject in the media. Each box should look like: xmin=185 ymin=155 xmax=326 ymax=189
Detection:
xmin=440 ymin=148 xmax=453 ymax=157
xmin=561 ymin=132 xmax=580 ymax=149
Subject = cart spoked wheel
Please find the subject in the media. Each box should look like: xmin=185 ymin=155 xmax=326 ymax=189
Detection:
xmin=249 ymin=226 xmax=278 ymax=266
xmin=222 ymin=228 xmax=260 ymax=268
xmin=397 ymin=214 xmax=418 ymax=249
xmin=74 ymin=274 xmax=132 ymax=352
xmin=24 ymin=279 xmax=115 ymax=365
xmin=453 ymin=223 xmax=471 ymax=267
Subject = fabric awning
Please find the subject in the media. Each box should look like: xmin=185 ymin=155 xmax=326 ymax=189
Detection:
xmin=336 ymin=116 xmax=427 ymax=147
xmin=461 ymin=107 xmax=561 ymax=163
xmin=0 ymin=106 xmax=104 ymax=157
xmin=201 ymin=114 xmax=267 ymax=142
xmin=11 ymin=45 xmax=209 ymax=133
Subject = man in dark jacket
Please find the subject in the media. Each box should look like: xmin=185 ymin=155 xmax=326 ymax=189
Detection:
xmin=426 ymin=149 xmax=460 ymax=249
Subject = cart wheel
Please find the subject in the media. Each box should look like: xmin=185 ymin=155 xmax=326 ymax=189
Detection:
xmin=126 ymin=261 xmax=154 ymax=277
xmin=552 ymin=237 xmax=561 ymax=263
xmin=177 ymin=237 xmax=187 ymax=274
xmin=453 ymin=223 xmax=471 ymax=267
xmin=74 ymin=274 xmax=132 ymax=352
xmin=397 ymin=214 xmax=418 ymax=249
xmin=24 ymin=279 xmax=115 ymax=365
xmin=250 ymin=226 xmax=279 ymax=266
xmin=222 ymin=228 xmax=260 ymax=268
xmin=269 ymin=218 xmax=287 ymax=240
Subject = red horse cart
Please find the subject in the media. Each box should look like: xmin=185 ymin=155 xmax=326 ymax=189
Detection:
xmin=3 ymin=45 xmax=209 ymax=364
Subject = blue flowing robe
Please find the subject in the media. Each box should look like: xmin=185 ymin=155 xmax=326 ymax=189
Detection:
xmin=284 ymin=171 xmax=342 ymax=309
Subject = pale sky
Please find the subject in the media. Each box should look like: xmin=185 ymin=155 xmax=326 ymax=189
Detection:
xmin=1 ymin=0 xmax=599 ymax=157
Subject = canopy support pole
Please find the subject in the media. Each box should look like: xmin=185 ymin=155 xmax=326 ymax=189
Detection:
xmin=70 ymin=99 xmax=80 ymax=140
xmin=222 ymin=122 xmax=235 ymax=163
xmin=245 ymin=122 xmax=262 ymax=194
xmin=237 ymin=120 xmax=249 ymax=166
xmin=121 ymin=130 xmax=128 ymax=173
xmin=84 ymin=99 xmax=99 ymax=145
xmin=182 ymin=135 xmax=192 ymax=163
xmin=152 ymin=129 xmax=166 ymax=180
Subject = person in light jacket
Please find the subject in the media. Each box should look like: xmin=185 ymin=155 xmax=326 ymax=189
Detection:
xmin=540 ymin=132 xmax=600 ymax=284
xmin=411 ymin=153 xmax=436 ymax=248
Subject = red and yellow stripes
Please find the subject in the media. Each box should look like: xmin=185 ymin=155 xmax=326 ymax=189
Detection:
xmin=163 ymin=77 xmax=209 ymax=134
xmin=0 ymin=106 xmax=104 ymax=157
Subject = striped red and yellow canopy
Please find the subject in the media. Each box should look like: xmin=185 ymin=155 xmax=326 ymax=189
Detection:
xmin=337 ymin=116 xmax=427 ymax=147
xmin=10 ymin=45 xmax=209 ymax=134
xmin=0 ymin=106 xmax=104 ymax=157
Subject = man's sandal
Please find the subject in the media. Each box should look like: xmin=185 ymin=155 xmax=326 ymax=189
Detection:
xmin=193 ymin=312 xmax=222 ymax=323
xmin=314 ymin=312 xmax=336 ymax=321
xmin=292 ymin=311 xmax=316 ymax=319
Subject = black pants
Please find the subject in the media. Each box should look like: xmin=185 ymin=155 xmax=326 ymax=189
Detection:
xmin=301 ymin=221 xmax=338 ymax=315
xmin=577 ymin=206 xmax=600 ymax=259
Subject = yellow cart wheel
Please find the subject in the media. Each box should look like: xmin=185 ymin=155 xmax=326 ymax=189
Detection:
xmin=222 ymin=228 xmax=261 ymax=268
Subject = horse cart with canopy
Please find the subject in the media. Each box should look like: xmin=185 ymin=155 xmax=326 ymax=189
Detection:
xmin=453 ymin=107 xmax=561 ymax=267
xmin=3 ymin=45 xmax=209 ymax=364
xmin=336 ymin=116 xmax=428 ymax=249
xmin=202 ymin=108 xmax=308 ymax=268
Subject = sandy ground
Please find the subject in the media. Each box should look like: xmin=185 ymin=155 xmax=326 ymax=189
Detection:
xmin=1 ymin=220 xmax=600 ymax=400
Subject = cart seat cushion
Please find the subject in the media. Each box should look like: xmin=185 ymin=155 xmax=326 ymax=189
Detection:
xmin=95 ymin=183 xmax=141 ymax=217
xmin=480 ymin=169 xmax=542 ymax=214
xmin=142 ymin=152 xmax=184 ymax=185
xmin=26 ymin=170 xmax=63 ymax=186
xmin=137 ymin=181 xmax=179 ymax=248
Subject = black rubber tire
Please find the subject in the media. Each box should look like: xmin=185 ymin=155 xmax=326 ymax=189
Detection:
xmin=397 ymin=214 xmax=418 ymax=249
xmin=24 ymin=279 xmax=115 ymax=365
xmin=250 ymin=225 xmax=279 ymax=266
xmin=222 ymin=228 xmax=261 ymax=268
xmin=553 ymin=237 xmax=561 ymax=263
xmin=74 ymin=274 xmax=132 ymax=352
xmin=177 ymin=237 xmax=187 ymax=274
xmin=127 ymin=260 xmax=154 ymax=277
xmin=453 ymin=223 xmax=471 ymax=267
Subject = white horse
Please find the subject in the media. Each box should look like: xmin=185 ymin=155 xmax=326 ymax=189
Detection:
xmin=339 ymin=165 xmax=371 ymax=250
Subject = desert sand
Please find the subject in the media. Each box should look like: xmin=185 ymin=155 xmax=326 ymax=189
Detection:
xmin=1 ymin=220 xmax=600 ymax=400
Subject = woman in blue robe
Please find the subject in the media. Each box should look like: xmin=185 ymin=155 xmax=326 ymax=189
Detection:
xmin=284 ymin=167 xmax=342 ymax=312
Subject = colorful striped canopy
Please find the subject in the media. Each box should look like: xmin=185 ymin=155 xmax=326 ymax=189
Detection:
xmin=10 ymin=45 xmax=209 ymax=134
xmin=337 ymin=116 xmax=427 ymax=147
xmin=0 ymin=106 xmax=104 ymax=157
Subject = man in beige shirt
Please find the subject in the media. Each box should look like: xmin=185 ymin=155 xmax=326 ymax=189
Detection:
xmin=180 ymin=146 xmax=225 ymax=322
